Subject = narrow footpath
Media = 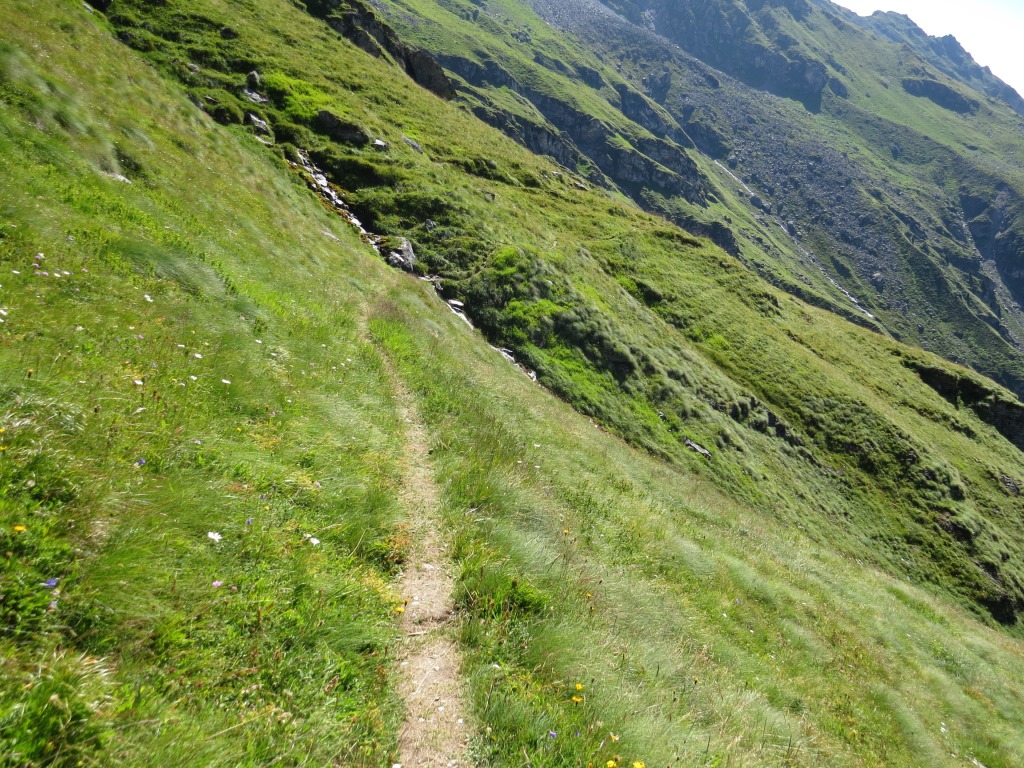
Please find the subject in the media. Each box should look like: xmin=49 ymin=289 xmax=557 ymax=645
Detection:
xmin=386 ymin=362 xmax=472 ymax=768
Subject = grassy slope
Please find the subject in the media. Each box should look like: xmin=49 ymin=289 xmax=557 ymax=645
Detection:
xmin=0 ymin=3 xmax=411 ymax=764
xmin=0 ymin=1 xmax=1023 ymax=767
xmin=378 ymin=0 xmax=878 ymax=316
xmin=379 ymin=0 xmax=1024 ymax=395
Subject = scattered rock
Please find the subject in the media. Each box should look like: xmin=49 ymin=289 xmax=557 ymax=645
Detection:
xmin=373 ymin=138 xmax=389 ymax=151
xmin=186 ymin=62 xmax=200 ymax=74
xmin=219 ymin=26 xmax=239 ymax=40
xmin=447 ymin=299 xmax=465 ymax=310
xmin=246 ymin=113 xmax=271 ymax=135
xmin=242 ymin=88 xmax=268 ymax=104
xmin=246 ymin=70 xmax=262 ymax=89
xmin=402 ymin=135 xmax=424 ymax=153
xmin=684 ymin=438 xmax=712 ymax=459
xmin=1001 ymin=475 xmax=1020 ymax=496
xmin=387 ymin=238 xmax=416 ymax=272
xmin=314 ymin=110 xmax=371 ymax=146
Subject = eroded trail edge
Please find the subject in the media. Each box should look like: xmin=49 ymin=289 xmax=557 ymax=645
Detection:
xmin=386 ymin=361 xmax=471 ymax=768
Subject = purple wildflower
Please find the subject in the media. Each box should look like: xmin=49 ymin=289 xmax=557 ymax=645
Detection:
xmin=548 ymin=731 xmax=557 ymax=739
xmin=42 ymin=578 xmax=58 ymax=588
xmin=212 ymin=580 xmax=223 ymax=588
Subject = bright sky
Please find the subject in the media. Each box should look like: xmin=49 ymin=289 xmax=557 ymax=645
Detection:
xmin=832 ymin=0 xmax=1024 ymax=97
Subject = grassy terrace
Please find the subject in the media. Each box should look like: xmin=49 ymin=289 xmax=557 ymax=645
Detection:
xmin=0 ymin=0 xmax=1022 ymax=766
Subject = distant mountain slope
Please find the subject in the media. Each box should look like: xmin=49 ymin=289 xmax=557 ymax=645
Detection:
xmin=364 ymin=0 xmax=1024 ymax=402
xmin=849 ymin=9 xmax=1024 ymax=116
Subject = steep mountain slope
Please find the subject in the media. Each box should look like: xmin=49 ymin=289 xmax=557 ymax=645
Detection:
xmin=2 ymin=1 xmax=1024 ymax=766
xmin=98 ymin=0 xmax=1024 ymax=630
xmin=851 ymin=10 xmax=1024 ymax=116
xmin=361 ymin=0 xmax=1024 ymax=400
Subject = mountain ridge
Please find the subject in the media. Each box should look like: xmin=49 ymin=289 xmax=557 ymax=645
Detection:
xmin=847 ymin=8 xmax=1024 ymax=116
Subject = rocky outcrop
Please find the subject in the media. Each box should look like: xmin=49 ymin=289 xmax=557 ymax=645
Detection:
xmin=246 ymin=112 xmax=272 ymax=136
xmin=901 ymin=78 xmax=978 ymax=114
xmin=909 ymin=359 xmax=1024 ymax=451
xmin=303 ymin=0 xmax=454 ymax=99
xmin=386 ymin=238 xmax=417 ymax=272
xmin=601 ymin=0 xmax=829 ymax=108
xmin=612 ymin=84 xmax=691 ymax=147
xmin=467 ymin=102 xmax=604 ymax=184
xmin=961 ymin=187 xmax=1024 ymax=314
xmin=855 ymin=11 xmax=1024 ymax=116
xmin=314 ymin=110 xmax=371 ymax=145
xmin=440 ymin=53 xmax=705 ymax=203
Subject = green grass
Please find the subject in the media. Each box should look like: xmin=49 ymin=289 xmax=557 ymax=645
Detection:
xmin=1 ymin=0 xmax=1024 ymax=766
xmin=0 ymin=5 xmax=410 ymax=764
xmin=369 ymin=286 xmax=1024 ymax=767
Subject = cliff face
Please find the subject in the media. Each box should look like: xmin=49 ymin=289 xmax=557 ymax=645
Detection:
xmin=601 ymin=0 xmax=829 ymax=108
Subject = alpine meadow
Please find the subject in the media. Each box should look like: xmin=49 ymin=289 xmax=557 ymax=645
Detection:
xmin=1 ymin=1 xmax=1024 ymax=767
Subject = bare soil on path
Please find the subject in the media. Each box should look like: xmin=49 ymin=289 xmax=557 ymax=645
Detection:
xmin=387 ymin=365 xmax=472 ymax=768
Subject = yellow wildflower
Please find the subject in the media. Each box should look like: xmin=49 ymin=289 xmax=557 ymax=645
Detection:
xmin=610 ymin=733 xmax=620 ymax=742
xmin=606 ymin=761 xmax=618 ymax=768
xmin=632 ymin=763 xmax=646 ymax=768
xmin=575 ymin=683 xmax=584 ymax=691
xmin=572 ymin=695 xmax=583 ymax=704
xmin=13 ymin=525 xmax=26 ymax=532
xmin=394 ymin=606 xmax=405 ymax=614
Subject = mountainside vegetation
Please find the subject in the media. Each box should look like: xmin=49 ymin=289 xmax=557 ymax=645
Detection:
xmin=1 ymin=0 xmax=1023 ymax=766
xmin=368 ymin=0 xmax=1024 ymax=397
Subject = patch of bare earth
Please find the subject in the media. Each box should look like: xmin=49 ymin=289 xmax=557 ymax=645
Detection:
xmin=390 ymin=375 xmax=472 ymax=768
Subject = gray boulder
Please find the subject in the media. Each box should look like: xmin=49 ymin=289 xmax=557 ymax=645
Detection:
xmin=242 ymin=88 xmax=268 ymax=104
xmin=246 ymin=113 xmax=271 ymax=135
xmin=386 ymin=238 xmax=416 ymax=272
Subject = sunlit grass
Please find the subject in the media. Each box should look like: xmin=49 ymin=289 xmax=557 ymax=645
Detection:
xmin=1 ymin=1 xmax=1024 ymax=767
